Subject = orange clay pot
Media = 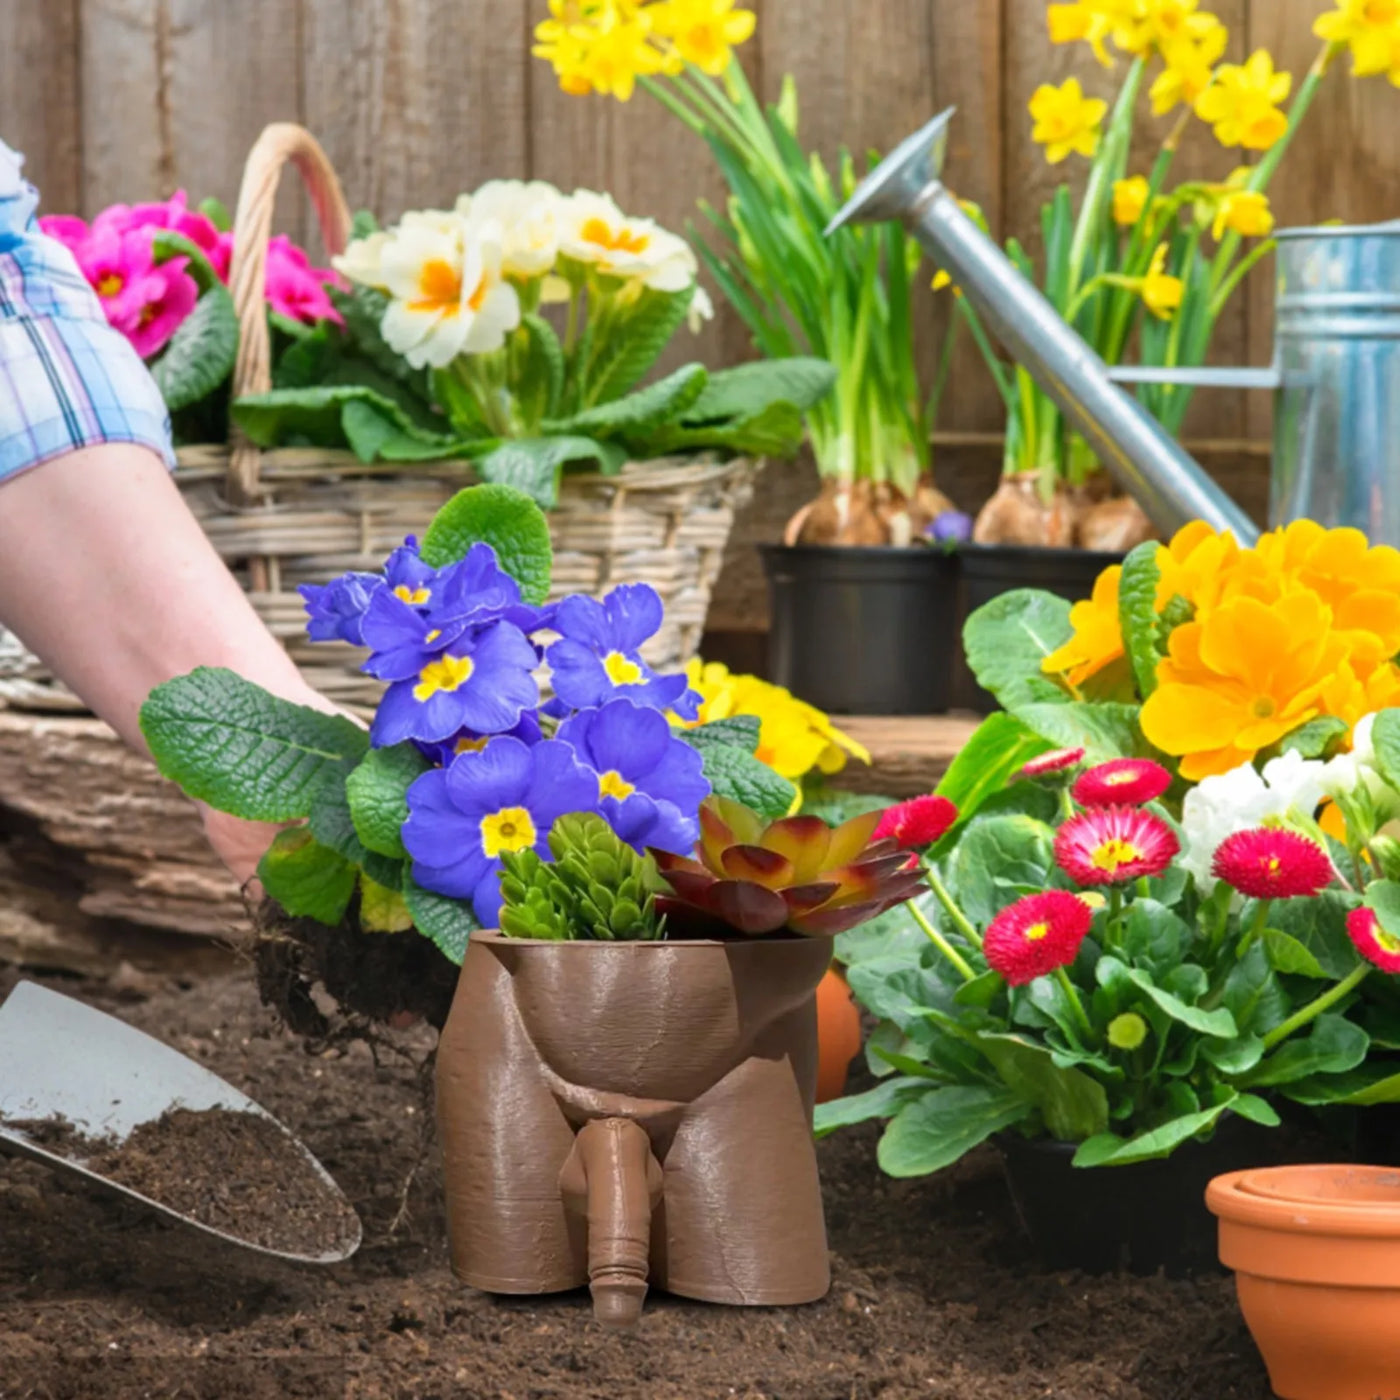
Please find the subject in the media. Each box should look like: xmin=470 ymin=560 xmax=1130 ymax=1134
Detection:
xmin=815 ymin=968 xmax=861 ymax=1104
xmin=1207 ymin=1165 xmax=1400 ymax=1399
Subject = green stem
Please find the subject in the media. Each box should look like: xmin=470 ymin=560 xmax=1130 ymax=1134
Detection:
xmin=1055 ymin=967 xmax=1096 ymax=1042
xmin=1237 ymin=898 xmax=1271 ymax=959
xmin=1261 ymin=964 xmax=1371 ymax=1051
xmin=909 ymin=902 xmax=976 ymax=982
xmin=923 ymin=862 xmax=983 ymax=950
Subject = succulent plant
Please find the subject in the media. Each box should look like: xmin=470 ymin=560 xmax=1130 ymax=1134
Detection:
xmin=499 ymin=812 xmax=666 ymax=941
xmin=650 ymin=796 xmax=925 ymax=938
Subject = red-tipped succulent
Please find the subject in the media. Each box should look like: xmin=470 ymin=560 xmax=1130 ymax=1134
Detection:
xmin=650 ymin=796 xmax=926 ymax=938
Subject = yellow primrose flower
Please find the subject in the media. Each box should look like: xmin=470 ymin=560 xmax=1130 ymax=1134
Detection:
xmin=1029 ymin=77 xmax=1108 ymax=163
xmin=649 ymin=0 xmax=756 ymax=76
xmin=1041 ymin=565 xmax=1125 ymax=687
xmin=1314 ymin=0 xmax=1400 ymax=83
xmin=533 ymin=0 xmax=667 ymax=101
xmin=1112 ymin=175 xmax=1151 ymax=227
xmin=1194 ymin=49 xmax=1292 ymax=150
xmin=559 ymin=190 xmax=697 ymax=291
xmin=1132 ymin=244 xmax=1184 ymax=319
xmin=1149 ymin=23 xmax=1228 ymax=114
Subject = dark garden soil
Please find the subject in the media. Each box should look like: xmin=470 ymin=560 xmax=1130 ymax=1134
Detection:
xmin=0 ymin=963 xmax=1274 ymax=1400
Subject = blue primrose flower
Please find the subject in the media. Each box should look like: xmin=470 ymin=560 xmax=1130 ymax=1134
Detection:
xmin=383 ymin=536 xmax=437 ymax=606
xmin=299 ymin=572 xmax=381 ymax=646
xmin=419 ymin=711 xmax=544 ymax=768
xmin=403 ymin=736 xmax=601 ymax=925
xmin=429 ymin=542 xmax=553 ymax=636
xmin=557 ymin=699 xmax=709 ymax=855
xmin=546 ymin=583 xmax=698 ymax=717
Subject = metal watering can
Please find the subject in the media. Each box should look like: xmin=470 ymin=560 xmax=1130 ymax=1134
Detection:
xmin=830 ymin=109 xmax=1400 ymax=547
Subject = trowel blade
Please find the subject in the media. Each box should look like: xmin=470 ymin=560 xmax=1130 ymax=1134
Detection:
xmin=0 ymin=980 xmax=360 ymax=1264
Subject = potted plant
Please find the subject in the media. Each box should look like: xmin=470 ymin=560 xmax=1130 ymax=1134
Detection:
xmin=139 ymin=482 xmax=923 ymax=1325
xmin=823 ymin=518 xmax=1400 ymax=1274
xmin=533 ymin=1 xmax=966 ymax=715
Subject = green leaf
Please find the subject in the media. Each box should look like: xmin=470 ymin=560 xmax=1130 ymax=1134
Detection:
xmin=150 ymin=283 xmax=238 ymax=411
xmin=1072 ymin=1098 xmax=1237 ymax=1167
xmin=341 ymin=398 xmax=408 ymax=463
xmin=1371 ymin=709 xmax=1400 ymax=791
xmin=848 ymin=958 xmax=951 ymax=1037
xmin=472 ymin=435 xmax=625 ymax=510
xmin=1278 ymin=716 xmax=1348 ymax=760
xmin=578 ymin=285 xmax=694 ymax=403
xmin=257 ymin=827 xmax=357 ymax=925
xmin=1284 ymin=1062 xmax=1400 ymax=1105
xmin=1126 ymin=967 xmax=1237 ymax=1039
xmin=1120 ymin=898 xmax=1190 ymax=978
xmin=151 ymin=229 xmax=224 ymax=294
xmin=419 ymin=483 xmax=553 ymax=604
xmin=695 ymin=743 xmax=795 ymax=820
xmin=966 ymin=1029 xmax=1109 ymax=1140
xmin=675 ymin=715 xmax=761 ymax=755
xmin=336 ymin=283 xmax=436 ymax=393
xmin=1231 ymin=1093 xmax=1281 ymax=1127
xmin=517 ymin=313 xmax=566 ymax=425
xmin=307 ymin=772 xmax=406 ymax=890
xmin=1264 ymin=930 xmax=1328 ymax=979
xmin=1013 ymin=702 xmax=1153 ymax=764
xmin=141 ymin=668 xmax=368 ymax=822
xmin=876 ymin=1085 xmax=1030 ymax=1177
xmin=1365 ymin=878 xmax=1400 ymax=941
xmin=1223 ymin=942 xmax=1290 ymax=1036
xmin=836 ymin=893 xmax=938 ymax=969
xmin=360 ymin=874 xmax=414 ymax=932
xmin=1117 ymin=541 xmax=1161 ymax=697
xmin=198 ymin=196 xmax=231 ymax=231
xmin=681 ymin=357 xmax=837 ymax=422
xmin=934 ymin=713 xmax=1051 ymax=825
xmin=1268 ymin=892 xmax=1363 ymax=979
xmin=812 ymin=1076 xmax=928 ymax=1138
xmin=639 ymin=400 xmax=807 ymax=459
xmin=552 ymin=363 xmax=708 ymax=438
xmin=345 ymin=744 xmax=431 ymax=860
xmin=962 ymin=590 xmax=1074 ymax=710
xmin=232 ymin=383 xmax=452 ymax=453
xmin=947 ymin=815 xmax=1056 ymax=927
xmin=1241 ymin=1014 xmax=1369 ymax=1088
xmin=1201 ymin=1035 xmax=1265 ymax=1076
xmin=402 ymin=873 xmax=480 ymax=965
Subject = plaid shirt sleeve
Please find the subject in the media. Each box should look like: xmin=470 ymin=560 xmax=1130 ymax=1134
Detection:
xmin=0 ymin=144 xmax=174 ymax=483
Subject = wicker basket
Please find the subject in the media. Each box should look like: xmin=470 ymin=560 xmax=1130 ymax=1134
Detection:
xmin=0 ymin=123 xmax=757 ymax=711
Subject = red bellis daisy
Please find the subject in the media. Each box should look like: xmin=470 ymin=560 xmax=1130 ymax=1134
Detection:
xmin=1346 ymin=907 xmax=1400 ymax=974
xmin=984 ymin=890 xmax=1094 ymax=986
xmin=1055 ymin=806 xmax=1178 ymax=886
xmin=1072 ymin=758 xmax=1172 ymax=808
xmin=1211 ymin=828 xmax=1333 ymax=900
xmin=873 ymin=794 xmax=958 ymax=849
xmin=1017 ymin=747 xmax=1085 ymax=781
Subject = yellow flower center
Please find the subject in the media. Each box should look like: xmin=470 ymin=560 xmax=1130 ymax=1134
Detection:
xmin=1265 ymin=855 xmax=1282 ymax=875
xmin=603 ymin=650 xmax=643 ymax=685
xmin=394 ymin=584 xmax=431 ymax=605
xmin=454 ymin=735 xmax=489 ymax=754
xmin=413 ymin=654 xmax=474 ymax=702
xmin=1024 ymin=921 xmax=1051 ymax=942
xmin=97 ymin=273 xmax=124 ymax=297
xmin=480 ymin=806 xmax=537 ymax=859
xmin=410 ymin=258 xmax=463 ymax=316
xmin=1105 ymin=770 xmax=1137 ymax=786
xmin=1376 ymin=924 xmax=1400 ymax=955
xmin=598 ymin=769 xmax=636 ymax=801
xmin=1091 ymin=838 xmax=1142 ymax=873
xmin=580 ymin=216 xmax=650 ymax=255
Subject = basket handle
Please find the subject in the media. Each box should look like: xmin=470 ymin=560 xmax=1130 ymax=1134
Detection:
xmin=226 ymin=123 xmax=353 ymax=504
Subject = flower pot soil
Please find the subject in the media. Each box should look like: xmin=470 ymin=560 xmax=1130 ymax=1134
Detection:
xmin=0 ymin=962 xmax=1276 ymax=1399
xmin=0 ymin=1106 xmax=359 ymax=1259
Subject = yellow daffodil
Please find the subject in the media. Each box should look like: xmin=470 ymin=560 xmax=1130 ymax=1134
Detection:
xmin=1117 ymin=0 xmax=1226 ymax=58
xmin=559 ymin=190 xmax=697 ymax=291
xmin=1314 ymin=0 xmax=1400 ymax=84
xmin=1112 ymin=175 xmax=1151 ymax=227
xmin=1194 ymin=49 xmax=1292 ymax=150
xmin=1149 ymin=23 xmax=1228 ymax=114
xmin=1210 ymin=172 xmax=1274 ymax=239
xmin=1131 ymin=244 xmax=1184 ymax=319
xmin=1048 ymin=1 xmax=1118 ymax=66
xmin=533 ymin=0 xmax=667 ymax=101
xmin=931 ymin=269 xmax=952 ymax=291
xmin=1029 ymin=77 xmax=1109 ymax=163
xmin=1041 ymin=565 xmax=1125 ymax=687
xmin=649 ymin=0 xmax=756 ymax=75
xmin=680 ymin=660 xmax=869 ymax=780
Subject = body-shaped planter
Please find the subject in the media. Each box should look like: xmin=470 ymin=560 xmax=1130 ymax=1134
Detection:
xmin=436 ymin=933 xmax=832 ymax=1324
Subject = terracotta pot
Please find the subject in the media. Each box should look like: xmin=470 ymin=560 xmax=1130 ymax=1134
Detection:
xmin=1208 ymin=1165 xmax=1400 ymax=1399
xmin=436 ymin=933 xmax=833 ymax=1327
xmin=815 ymin=968 xmax=861 ymax=1104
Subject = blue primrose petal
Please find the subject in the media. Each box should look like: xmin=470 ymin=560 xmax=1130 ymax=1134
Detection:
xmin=557 ymin=699 xmax=709 ymax=815
xmin=300 ymin=572 xmax=381 ymax=645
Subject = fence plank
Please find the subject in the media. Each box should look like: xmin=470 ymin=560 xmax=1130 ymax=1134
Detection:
xmin=0 ymin=0 xmax=82 ymax=214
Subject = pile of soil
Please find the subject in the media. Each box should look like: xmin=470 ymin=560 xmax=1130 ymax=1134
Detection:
xmin=0 ymin=965 xmax=1273 ymax=1399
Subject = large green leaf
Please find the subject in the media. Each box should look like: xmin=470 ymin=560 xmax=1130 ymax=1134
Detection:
xmin=848 ymin=957 xmax=955 ymax=1037
xmin=345 ymin=744 xmax=431 ymax=860
xmin=1072 ymin=1097 xmax=1238 ymax=1167
xmin=335 ymin=284 xmax=430 ymax=390
xmin=638 ymin=401 xmax=807 ymax=459
xmin=307 ymin=774 xmax=404 ymax=890
xmin=1371 ymin=709 xmax=1400 ymax=791
xmin=1117 ymin=541 xmax=1161 ymax=698
xmin=402 ymin=873 xmax=480 ymax=964
xmin=419 ymin=483 xmax=553 ymax=604
xmin=962 ymin=589 xmax=1074 ymax=710
xmin=151 ymin=229 xmax=224 ymax=293
xmin=1278 ymin=716 xmax=1349 ymax=760
xmin=1126 ymin=968 xmax=1237 ymax=1039
xmin=1365 ymin=878 xmax=1400 ymax=941
xmin=964 ymin=1029 xmax=1110 ymax=1141
xmin=934 ymin=713 xmax=1051 ymax=824
xmin=1267 ymin=892 xmax=1364 ymax=979
xmin=1241 ymin=1014 xmax=1369 ymax=1088
xmin=552 ymin=363 xmax=708 ymax=438
xmin=947 ymin=814 xmax=1056 ymax=927
xmin=679 ymin=716 xmax=761 ymax=754
xmin=141 ymin=668 xmax=368 ymax=822
xmin=689 ymin=742 xmax=794 ymax=820
xmin=1284 ymin=1061 xmax=1400 ymax=1105
xmin=258 ymin=827 xmax=357 ymax=925
xmin=812 ymin=1076 xmax=929 ymax=1138
xmin=837 ymin=892 xmax=939 ymax=969
xmin=578 ymin=284 xmax=695 ymax=404
xmin=1222 ymin=942 xmax=1290 ymax=1036
xmin=472 ymin=435 xmax=625 ymax=510
xmin=682 ymin=357 xmax=837 ymax=422
xmin=877 ymin=1085 xmax=1030 ymax=1177
xmin=232 ymin=383 xmax=452 ymax=453
xmin=1013 ymin=702 xmax=1153 ymax=763
xmin=150 ymin=283 xmax=238 ymax=411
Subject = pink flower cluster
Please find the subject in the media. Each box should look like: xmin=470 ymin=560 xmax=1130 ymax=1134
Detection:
xmin=40 ymin=192 xmax=344 ymax=361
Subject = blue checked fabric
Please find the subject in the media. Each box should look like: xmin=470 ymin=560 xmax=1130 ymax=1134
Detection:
xmin=0 ymin=141 xmax=173 ymax=482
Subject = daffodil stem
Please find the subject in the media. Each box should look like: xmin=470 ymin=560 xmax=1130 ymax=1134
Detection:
xmin=1262 ymin=964 xmax=1371 ymax=1051
xmin=922 ymin=862 xmax=983 ymax=951
xmin=1055 ymin=967 xmax=1095 ymax=1042
xmin=909 ymin=901 xmax=975 ymax=982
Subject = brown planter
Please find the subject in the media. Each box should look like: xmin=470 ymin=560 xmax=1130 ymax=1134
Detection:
xmin=436 ymin=932 xmax=833 ymax=1326
xmin=1208 ymin=1165 xmax=1400 ymax=1399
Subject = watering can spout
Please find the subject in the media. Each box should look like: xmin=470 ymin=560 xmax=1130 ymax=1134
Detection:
xmin=830 ymin=109 xmax=1259 ymax=544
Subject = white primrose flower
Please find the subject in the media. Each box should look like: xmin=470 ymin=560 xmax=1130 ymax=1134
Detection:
xmin=1180 ymin=749 xmax=1328 ymax=893
xmin=378 ymin=215 xmax=521 ymax=370
xmin=687 ymin=284 xmax=715 ymax=334
xmin=458 ymin=180 xmax=566 ymax=281
xmin=333 ymin=230 xmax=392 ymax=291
xmin=559 ymin=190 xmax=698 ymax=293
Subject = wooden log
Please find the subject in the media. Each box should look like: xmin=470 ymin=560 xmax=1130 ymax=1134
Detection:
xmin=829 ymin=714 xmax=983 ymax=799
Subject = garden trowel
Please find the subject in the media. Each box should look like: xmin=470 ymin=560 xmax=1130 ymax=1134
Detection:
xmin=0 ymin=979 xmax=361 ymax=1263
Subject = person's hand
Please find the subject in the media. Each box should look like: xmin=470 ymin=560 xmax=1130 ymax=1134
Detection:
xmin=200 ymin=804 xmax=283 ymax=891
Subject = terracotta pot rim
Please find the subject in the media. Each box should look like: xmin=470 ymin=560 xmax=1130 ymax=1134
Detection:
xmin=1235 ymin=1164 xmax=1400 ymax=1208
xmin=471 ymin=930 xmax=829 ymax=951
xmin=1209 ymin=1169 xmax=1400 ymax=1237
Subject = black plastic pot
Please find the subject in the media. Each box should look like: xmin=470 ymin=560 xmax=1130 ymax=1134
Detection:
xmin=955 ymin=544 xmax=1126 ymax=713
xmin=997 ymin=1116 xmax=1278 ymax=1277
xmin=761 ymin=544 xmax=959 ymax=715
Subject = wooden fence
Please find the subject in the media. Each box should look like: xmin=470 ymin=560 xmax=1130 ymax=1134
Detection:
xmin=4 ymin=0 xmax=1399 ymax=630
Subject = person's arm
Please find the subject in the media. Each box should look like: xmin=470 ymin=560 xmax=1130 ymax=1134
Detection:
xmin=0 ymin=443 xmax=338 ymax=883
